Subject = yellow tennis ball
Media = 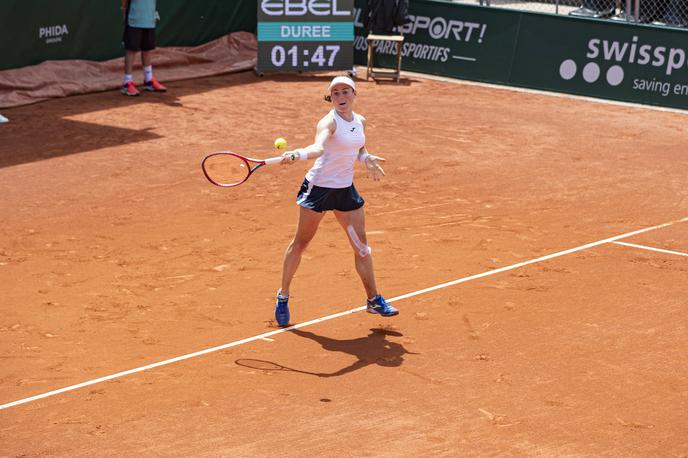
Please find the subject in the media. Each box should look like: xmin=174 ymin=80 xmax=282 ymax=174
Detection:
xmin=274 ymin=137 xmax=287 ymax=150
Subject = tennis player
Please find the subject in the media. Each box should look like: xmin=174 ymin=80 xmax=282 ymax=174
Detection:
xmin=274 ymin=74 xmax=398 ymax=326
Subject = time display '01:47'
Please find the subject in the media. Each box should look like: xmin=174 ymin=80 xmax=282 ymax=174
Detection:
xmin=270 ymin=44 xmax=341 ymax=68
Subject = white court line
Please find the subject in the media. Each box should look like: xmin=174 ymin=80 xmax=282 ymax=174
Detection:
xmin=1 ymin=216 xmax=686 ymax=412
xmin=385 ymin=217 xmax=687 ymax=303
xmin=613 ymin=241 xmax=688 ymax=257
xmin=452 ymin=55 xmax=477 ymax=62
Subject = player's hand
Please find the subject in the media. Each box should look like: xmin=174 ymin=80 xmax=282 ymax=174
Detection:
xmin=365 ymin=155 xmax=386 ymax=181
xmin=280 ymin=150 xmax=299 ymax=165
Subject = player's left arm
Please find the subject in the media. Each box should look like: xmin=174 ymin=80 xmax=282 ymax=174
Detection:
xmin=356 ymin=116 xmax=386 ymax=181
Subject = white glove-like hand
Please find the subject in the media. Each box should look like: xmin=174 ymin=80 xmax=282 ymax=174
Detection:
xmin=364 ymin=155 xmax=386 ymax=181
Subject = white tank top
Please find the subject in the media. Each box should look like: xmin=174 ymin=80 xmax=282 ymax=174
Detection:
xmin=305 ymin=110 xmax=365 ymax=188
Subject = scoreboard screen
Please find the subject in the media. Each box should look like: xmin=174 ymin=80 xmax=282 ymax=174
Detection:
xmin=257 ymin=0 xmax=354 ymax=73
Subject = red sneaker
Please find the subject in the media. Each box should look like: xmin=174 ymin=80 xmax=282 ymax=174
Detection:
xmin=144 ymin=78 xmax=167 ymax=92
xmin=121 ymin=81 xmax=140 ymax=96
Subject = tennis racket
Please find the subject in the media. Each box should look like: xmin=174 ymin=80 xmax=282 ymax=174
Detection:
xmin=201 ymin=151 xmax=284 ymax=187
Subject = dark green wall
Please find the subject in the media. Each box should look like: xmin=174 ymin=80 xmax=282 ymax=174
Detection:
xmin=0 ymin=0 xmax=256 ymax=70
xmin=2 ymin=0 xmax=685 ymax=110
xmin=354 ymin=0 xmax=688 ymax=110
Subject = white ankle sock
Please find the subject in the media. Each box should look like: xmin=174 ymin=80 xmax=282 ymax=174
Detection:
xmin=143 ymin=65 xmax=153 ymax=82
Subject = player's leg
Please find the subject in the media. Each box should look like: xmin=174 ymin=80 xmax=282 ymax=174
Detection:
xmin=280 ymin=206 xmax=325 ymax=296
xmin=333 ymin=206 xmax=377 ymax=298
xmin=334 ymin=206 xmax=398 ymax=316
xmin=275 ymin=206 xmax=324 ymax=326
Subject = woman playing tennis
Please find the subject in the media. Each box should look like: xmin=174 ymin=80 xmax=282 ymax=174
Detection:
xmin=275 ymin=74 xmax=398 ymax=326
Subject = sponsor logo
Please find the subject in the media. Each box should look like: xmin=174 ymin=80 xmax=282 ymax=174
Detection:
xmin=559 ymin=35 xmax=688 ymax=98
xmin=261 ymin=0 xmax=351 ymax=16
xmin=354 ymin=8 xmax=487 ymax=44
xmin=353 ymin=8 xmax=484 ymax=64
xmin=353 ymin=8 xmax=482 ymax=64
xmin=39 ymin=24 xmax=69 ymax=44
xmin=398 ymin=15 xmax=487 ymax=43
xmin=559 ymin=59 xmax=625 ymax=86
xmin=586 ymin=35 xmax=687 ymax=76
xmin=353 ymin=34 xmax=451 ymax=62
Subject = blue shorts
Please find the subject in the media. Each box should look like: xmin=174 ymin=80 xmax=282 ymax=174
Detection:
xmin=296 ymin=179 xmax=365 ymax=213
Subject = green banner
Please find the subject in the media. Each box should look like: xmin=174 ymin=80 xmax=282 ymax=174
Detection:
xmin=0 ymin=0 xmax=122 ymax=70
xmin=511 ymin=15 xmax=688 ymax=110
xmin=353 ymin=0 xmax=688 ymax=111
xmin=353 ymin=0 xmax=521 ymax=82
xmin=0 ymin=0 xmax=256 ymax=71
xmin=3 ymin=0 xmax=685 ymax=109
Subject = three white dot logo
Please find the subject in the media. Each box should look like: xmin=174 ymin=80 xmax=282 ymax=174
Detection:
xmin=560 ymin=59 xmax=625 ymax=86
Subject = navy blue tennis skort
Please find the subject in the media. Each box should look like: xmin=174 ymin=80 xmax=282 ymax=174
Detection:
xmin=296 ymin=179 xmax=365 ymax=213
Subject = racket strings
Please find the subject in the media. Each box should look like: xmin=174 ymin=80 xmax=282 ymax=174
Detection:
xmin=203 ymin=154 xmax=250 ymax=186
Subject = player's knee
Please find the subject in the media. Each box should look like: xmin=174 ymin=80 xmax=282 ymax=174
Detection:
xmin=356 ymin=244 xmax=372 ymax=257
xmin=346 ymin=225 xmax=372 ymax=257
xmin=289 ymin=237 xmax=311 ymax=254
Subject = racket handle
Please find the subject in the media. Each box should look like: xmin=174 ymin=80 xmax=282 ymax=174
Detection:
xmin=264 ymin=156 xmax=284 ymax=165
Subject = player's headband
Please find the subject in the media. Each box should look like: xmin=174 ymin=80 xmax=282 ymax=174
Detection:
xmin=328 ymin=76 xmax=356 ymax=92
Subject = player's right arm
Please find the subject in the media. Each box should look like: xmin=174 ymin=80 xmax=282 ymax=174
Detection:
xmin=120 ymin=0 xmax=129 ymax=18
xmin=281 ymin=113 xmax=335 ymax=165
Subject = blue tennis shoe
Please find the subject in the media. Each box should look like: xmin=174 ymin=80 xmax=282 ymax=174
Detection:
xmin=275 ymin=292 xmax=290 ymax=326
xmin=366 ymin=295 xmax=398 ymax=317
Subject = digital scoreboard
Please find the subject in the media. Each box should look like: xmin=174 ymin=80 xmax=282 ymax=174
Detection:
xmin=257 ymin=0 xmax=354 ymax=74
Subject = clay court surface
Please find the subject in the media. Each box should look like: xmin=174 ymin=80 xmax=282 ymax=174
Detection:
xmin=1 ymin=70 xmax=687 ymax=456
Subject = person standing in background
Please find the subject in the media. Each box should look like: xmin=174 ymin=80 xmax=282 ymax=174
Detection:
xmin=120 ymin=0 xmax=167 ymax=96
